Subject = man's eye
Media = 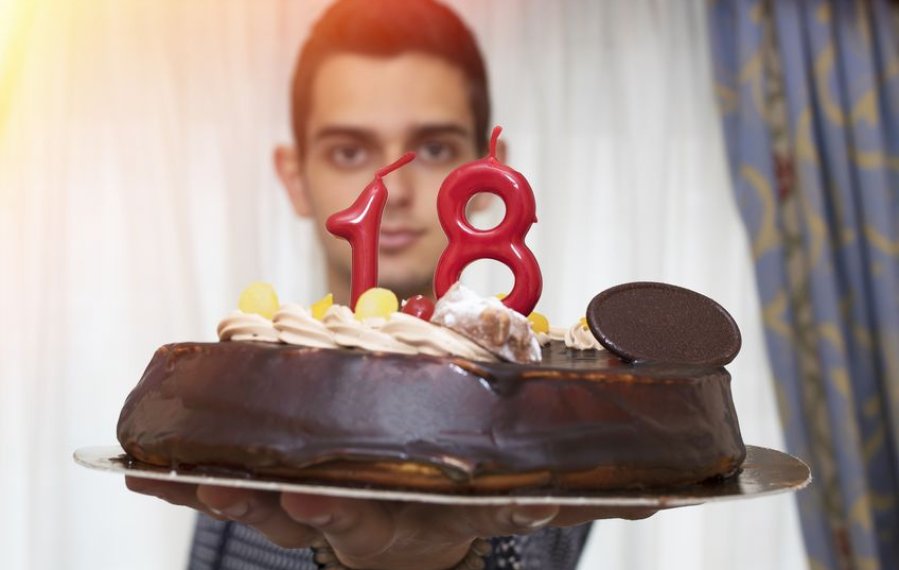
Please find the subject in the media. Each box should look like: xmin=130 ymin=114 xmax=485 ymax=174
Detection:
xmin=328 ymin=145 xmax=368 ymax=168
xmin=417 ymin=140 xmax=456 ymax=163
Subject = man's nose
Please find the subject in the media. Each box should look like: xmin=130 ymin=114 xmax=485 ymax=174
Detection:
xmin=383 ymin=161 xmax=415 ymax=209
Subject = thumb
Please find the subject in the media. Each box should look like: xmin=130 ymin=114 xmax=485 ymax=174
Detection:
xmin=280 ymin=494 xmax=394 ymax=560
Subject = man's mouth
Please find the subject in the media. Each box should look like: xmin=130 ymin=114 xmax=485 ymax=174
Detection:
xmin=379 ymin=228 xmax=424 ymax=253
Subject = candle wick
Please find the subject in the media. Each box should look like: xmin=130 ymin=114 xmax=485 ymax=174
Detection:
xmin=376 ymin=151 xmax=416 ymax=178
xmin=489 ymin=125 xmax=502 ymax=160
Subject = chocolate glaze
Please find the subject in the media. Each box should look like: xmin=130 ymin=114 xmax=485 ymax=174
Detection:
xmin=587 ymin=282 xmax=742 ymax=366
xmin=117 ymin=341 xmax=745 ymax=488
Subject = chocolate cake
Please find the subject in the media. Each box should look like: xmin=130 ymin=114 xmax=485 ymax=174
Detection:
xmin=116 ymin=337 xmax=745 ymax=492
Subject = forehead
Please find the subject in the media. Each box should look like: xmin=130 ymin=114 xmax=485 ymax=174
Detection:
xmin=305 ymin=52 xmax=475 ymax=139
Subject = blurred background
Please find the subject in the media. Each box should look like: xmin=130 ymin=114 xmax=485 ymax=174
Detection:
xmin=2 ymin=0 xmax=896 ymax=569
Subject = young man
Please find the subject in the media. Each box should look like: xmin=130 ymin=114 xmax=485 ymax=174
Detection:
xmin=126 ymin=2 xmax=654 ymax=568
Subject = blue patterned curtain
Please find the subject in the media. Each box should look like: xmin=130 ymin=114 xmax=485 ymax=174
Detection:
xmin=708 ymin=0 xmax=899 ymax=568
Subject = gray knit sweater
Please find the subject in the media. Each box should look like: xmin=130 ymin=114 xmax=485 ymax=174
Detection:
xmin=187 ymin=515 xmax=591 ymax=570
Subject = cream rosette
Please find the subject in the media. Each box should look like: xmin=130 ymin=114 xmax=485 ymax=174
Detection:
xmin=536 ymin=325 xmax=566 ymax=346
xmin=322 ymin=305 xmax=417 ymax=355
xmin=564 ymin=321 xmax=602 ymax=350
xmin=217 ymin=310 xmax=280 ymax=343
xmin=273 ymin=304 xmax=338 ymax=348
xmin=379 ymin=312 xmax=498 ymax=361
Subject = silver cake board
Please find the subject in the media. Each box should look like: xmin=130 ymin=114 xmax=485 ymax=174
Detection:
xmin=74 ymin=444 xmax=810 ymax=507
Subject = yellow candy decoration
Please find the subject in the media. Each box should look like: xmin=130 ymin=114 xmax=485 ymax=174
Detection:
xmin=354 ymin=287 xmax=398 ymax=320
xmin=528 ymin=311 xmax=550 ymax=334
xmin=579 ymin=316 xmax=588 ymax=328
xmin=311 ymin=293 xmax=334 ymax=320
xmin=238 ymin=282 xmax=279 ymax=320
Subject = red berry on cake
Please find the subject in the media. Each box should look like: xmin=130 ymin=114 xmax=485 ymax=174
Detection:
xmin=401 ymin=295 xmax=435 ymax=321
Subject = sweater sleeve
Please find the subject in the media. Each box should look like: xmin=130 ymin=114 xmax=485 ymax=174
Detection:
xmin=188 ymin=514 xmax=591 ymax=570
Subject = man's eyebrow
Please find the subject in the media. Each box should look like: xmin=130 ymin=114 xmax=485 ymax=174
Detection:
xmin=411 ymin=123 xmax=471 ymax=139
xmin=311 ymin=126 xmax=376 ymax=144
xmin=310 ymin=123 xmax=472 ymax=144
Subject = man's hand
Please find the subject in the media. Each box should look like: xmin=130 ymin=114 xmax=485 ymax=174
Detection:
xmin=126 ymin=478 xmax=655 ymax=570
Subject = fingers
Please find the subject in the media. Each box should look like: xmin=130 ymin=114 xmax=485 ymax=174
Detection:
xmin=457 ymin=503 xmax=657 ymax=536
xmin=125 ymin=479 xmax=321 ymax=549
xmin=126 ymin=477 xmax=204 ymax=509
xmin=196 ymin=485 xmax=319 ymax=549
xmin=280 ymin=494 xmax=394 ymax=560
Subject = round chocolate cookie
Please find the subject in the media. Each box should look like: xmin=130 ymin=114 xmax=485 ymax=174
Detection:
xmin=586 ymin=282 xmax=741 ymax=366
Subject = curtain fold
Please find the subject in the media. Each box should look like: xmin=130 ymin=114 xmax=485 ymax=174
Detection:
xmin=708 ymin=1 xmax=899 ymax=568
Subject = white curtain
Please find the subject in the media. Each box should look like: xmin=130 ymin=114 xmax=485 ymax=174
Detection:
xmin=0 ymin=1 xmax=805 ymax=569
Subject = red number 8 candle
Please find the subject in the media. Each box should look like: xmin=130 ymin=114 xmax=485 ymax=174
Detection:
xmin=434 ymin=126 xmax=542 ymax=315
xmin=326 ymin=152 xmax=416 ymax=309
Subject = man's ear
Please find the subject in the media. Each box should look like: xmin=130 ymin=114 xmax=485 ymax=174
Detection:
xmin=274 ymin=145 xmax=312 ymax=218
xmin=467 ymin=138 xmax=509 ymax=214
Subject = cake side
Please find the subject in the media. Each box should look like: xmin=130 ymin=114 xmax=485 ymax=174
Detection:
xmin=117 ymin=341 xmax=745 ymax=491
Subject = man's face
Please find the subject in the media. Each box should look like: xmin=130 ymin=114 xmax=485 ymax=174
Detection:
xmin=281 ymin=52 xmax=482 ymax=301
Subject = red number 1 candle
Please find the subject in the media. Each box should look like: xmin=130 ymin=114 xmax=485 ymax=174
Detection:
xmin=434 ymin=126 xmax=543 ymax=315
xmin=326 ymin=152 xmax=416 ymax=309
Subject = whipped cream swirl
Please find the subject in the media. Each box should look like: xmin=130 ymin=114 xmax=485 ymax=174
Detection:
xmin=217 ymin=311 xmax=280 ymax=342
xmin=322 ymin=305 xmax=418 ymax=355
xmin=273 ymin=304 xmax=338 ymax=348
xmin=218 ymin=289 xmax=543 ymax=363
xmin=564 ymin=321 xmax=602 ymax=350
xmin=536 ymin=325 xmax=567 ymax=346
xmin=380 ymin=312 xmax=498 ymax=361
